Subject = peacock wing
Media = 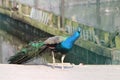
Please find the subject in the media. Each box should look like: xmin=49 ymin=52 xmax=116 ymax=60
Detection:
xmin=44 ymin=36 xmax=67 ymax=44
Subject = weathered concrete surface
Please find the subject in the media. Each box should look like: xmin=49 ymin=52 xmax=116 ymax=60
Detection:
xmin=0 ymin=64 xmax=120 ymax=80
xmin=0 ymin=7 xmax=113 ymax=58
xmin=1 ymin=7 xmax=120 ymax=64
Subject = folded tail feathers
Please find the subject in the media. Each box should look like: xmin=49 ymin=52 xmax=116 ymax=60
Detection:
xmin=8 ymin=41 xmax=47 ymax=64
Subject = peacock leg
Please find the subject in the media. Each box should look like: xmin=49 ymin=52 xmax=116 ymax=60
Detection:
xmin=52 ymin=51 xmax=55 ymax=68
xmin=61 ymin=54 xmax=66 ymax=70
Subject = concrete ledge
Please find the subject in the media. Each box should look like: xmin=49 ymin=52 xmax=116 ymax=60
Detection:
xmin=0 ymin=7 xmax=68 ymax=36
xmin=0 ymin=64 xmax=120 ymax=80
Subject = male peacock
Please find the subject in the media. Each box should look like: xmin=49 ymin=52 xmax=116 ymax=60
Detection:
xmin=8 ymin=27 xmax=81 ymax=69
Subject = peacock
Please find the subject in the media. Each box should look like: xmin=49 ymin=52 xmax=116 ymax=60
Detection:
xmin=8 ymin=27 xmax=81 ymax=69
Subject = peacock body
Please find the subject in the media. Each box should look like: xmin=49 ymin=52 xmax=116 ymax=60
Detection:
xmin=8 ymin=27 xmax=81 ymax=69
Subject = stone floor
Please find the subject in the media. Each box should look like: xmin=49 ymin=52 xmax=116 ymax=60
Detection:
xmin=0 ymin=63 xmax=120 ymax=80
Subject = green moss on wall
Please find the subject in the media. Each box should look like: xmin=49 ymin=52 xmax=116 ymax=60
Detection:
xmin=115 ymin=36 xmax=120 ymax=49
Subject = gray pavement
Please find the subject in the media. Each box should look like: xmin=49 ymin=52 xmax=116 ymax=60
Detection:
xmin=0 ymin=64 xmax=120 ymax=80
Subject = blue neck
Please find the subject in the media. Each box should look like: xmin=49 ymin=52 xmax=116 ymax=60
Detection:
xmin=61 ymin=31 xmax=80 ymax=49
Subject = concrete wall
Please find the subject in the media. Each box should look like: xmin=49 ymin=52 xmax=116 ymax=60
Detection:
xmin=0 ymin=0 xmax=120 ymax=64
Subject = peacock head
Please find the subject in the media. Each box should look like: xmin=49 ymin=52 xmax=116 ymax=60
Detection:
xmin=77 ymin=27 xmax=81 ymax=33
